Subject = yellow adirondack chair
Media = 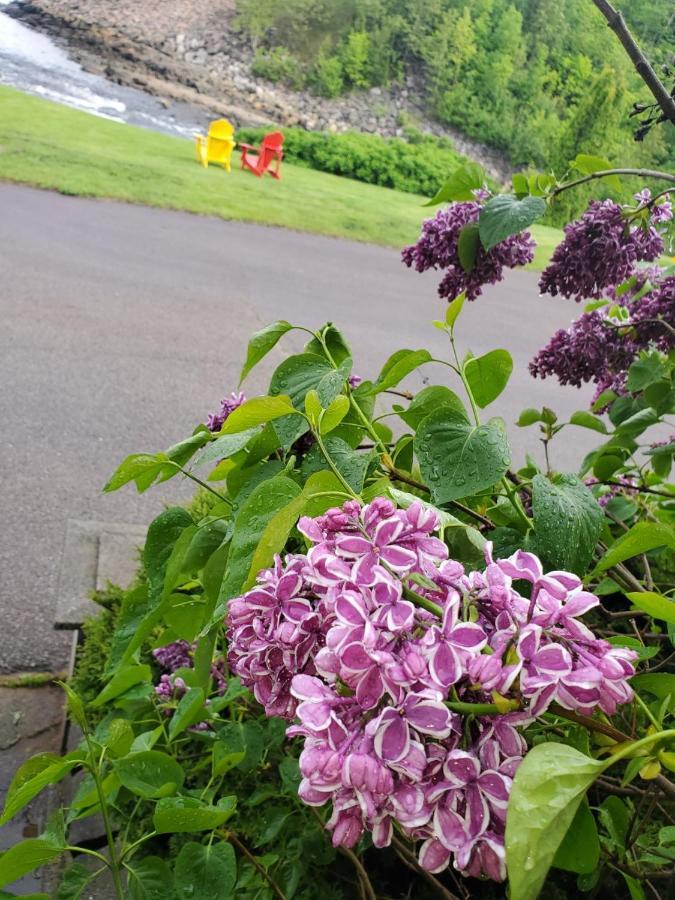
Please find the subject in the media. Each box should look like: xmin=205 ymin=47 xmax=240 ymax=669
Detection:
xmin=195 ymin=119 xmax=236 ymax=172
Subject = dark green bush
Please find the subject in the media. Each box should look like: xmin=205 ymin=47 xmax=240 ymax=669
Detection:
xmin=237 ymin=125 xmax=470 ymax=196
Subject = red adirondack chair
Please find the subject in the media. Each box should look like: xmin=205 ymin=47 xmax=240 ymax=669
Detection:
xmin=239 ymin=131 xmax=284 ymax=179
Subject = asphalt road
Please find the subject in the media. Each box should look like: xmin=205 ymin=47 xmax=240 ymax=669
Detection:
xmin=0 ymin=183 xmax=594 ymax=671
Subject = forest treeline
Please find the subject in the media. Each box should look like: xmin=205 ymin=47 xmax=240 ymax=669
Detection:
xmin=235 ymin=0 xmax=674 ymax=179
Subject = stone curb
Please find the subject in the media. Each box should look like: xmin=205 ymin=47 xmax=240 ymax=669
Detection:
xmin=55 ymin=519 xmax=147 ymax=629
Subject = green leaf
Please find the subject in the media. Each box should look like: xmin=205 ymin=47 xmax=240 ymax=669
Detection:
xmin=445 ymin=292 xmax=466 ymax=330
xmin=103 ymin=453 xmax=166 ymax=493
xmin=182 ymin=519 xmax=230 ymax=574
xmin=369 ymin=349 xmax=432 ymax=395
xmin=304 ymin=389 xmax=322 ymax=423
xmin=168 ymin=687 xmax=207 ymax=740
xmin=569 ymin=154 xmax=621 ymax=192
xmin=243 ymin=470 xmax=345 ymax=590
xmin=202 ymin=541 xmax=230 ymax=605
xmin=104 ymin=585 xmax=150 ymax=676
xmin=254 ymin=806 xmax=294 ymax=846
xmin=320 ymin=395 xmax=350 ymax=434
xmin=175 ymin=842 xmax=237 ymax=900
xmin=329 ymin=383 xmax=375 ymax=448
xmin=423 ymin=162 xmax=486 ymax=205
xmin=621 ymin=872 xmax=646 ymax=900
xmin=607 ymin=635 xmax=659 ymax=661
xmin=552 ymin=799 xmax=599 ymax=874
xmin=512 ymin=173 xmax=529 ymax=197
xmin=278 ymin=757 xmax=302 ymax=795
xmin=240 ymin=320 xmax=293 ymax=383
xmin=219 ymin=476 xmax=302 ymax=601
xmin=626 ymin=353 xmax=668 ymax=392
xmin=301 ymin=439 xmax=371 ymax=494
xmin=0 ymin=893 xmax=49 ymax=899
xmin=478 ymin=194 xmax=546 ymax=250
xmin=1 ymin=754 xmax=79 ymax=826
xmin=153 ymin=796 xmax=237 ymax=833
xmin=114 ymin=751 xmax=185 ymax=799
xmin=505 ymin=742 xmax=605 ymax=900
xmin=218 ymin=395 xmax=295 ymax=436
xmin=194 ymin=428 xmax=260 ymax=468
xmin=59 ymin=682 xmax=87 ymax=731
xmin=212 ymin=730 xmax=246 ymax=777
xmin=591 ymin=522 xmax=675 ymax=576
xmin=162 ymin=431 xmax=210 ymax=471
xmin=304 ymin=324 xmax=352 ymax=366
xmin=531 ymin=474 xmax=603 ymax=575
xmin=415 ymin=408 xmax=510 ymax=504
xmin=91 ymin=664 xmax=151 ymax=708
xmin=592 ymin=452 xmax=624 ymax=481
xmin=569 ymin=411 xmax=607 ymax=434
xmin=627 ymin=591 xmax=675 ymax=625
xmin=127 ymin=857 xmax=173 ymax=900
xmin=145 ymin=508 xmax=194 ymax=606
xmin=56 ymin=862 xmax=93 ymax=899
xmin=98 ymin=718 xmax=135 ymax=758
xmin=598 ymin=796 xmax=630 ymax=849
xmin=464 ymin=349 xmax=513 ymax=408
xmin=631 ymin=674 xmax=675 ymax=712
xmin=317 ymin=366 xmax=350 ymax=407
xmin=0 ymin=839 xmax=63 ymax=888
xmin=616 ymin=408 xmax=659 ymax=437
xmin=396 ymin=386 xmax=465 ymax=430
xmin=457 ymin=223 xmax=480 ymax=273
xmin=269 ymin=353 xmax=334 ymax=446
xmin=517 ymin=408 xmax=541 ymax=427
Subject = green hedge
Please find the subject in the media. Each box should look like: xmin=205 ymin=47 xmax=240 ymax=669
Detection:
xmin=237 ymin=126 xmax=470 ymax=197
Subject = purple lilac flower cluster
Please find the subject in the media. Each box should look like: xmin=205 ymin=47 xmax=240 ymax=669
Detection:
xmin=530 ymin=273 xmax=675 ymax=394
xmin=227 ymin=499 xmax=636 ymax=880
xmin=538 ymin=199 xmax=664 ymax=302
xmin=206 ymin=391 xmax=246 ymax=433
xmin=401 ymin=202 xmax=535 ymax=302
xmin=152 ymin=640 xmax=227 ymax=730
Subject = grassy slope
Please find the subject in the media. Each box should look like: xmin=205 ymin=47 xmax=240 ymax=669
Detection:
xmin=0 ymin=85 xmax=559 ymax=262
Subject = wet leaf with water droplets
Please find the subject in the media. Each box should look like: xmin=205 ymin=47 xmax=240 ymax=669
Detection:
xmin=531 ymin=474 xmax=602 ymax=575
xmin=175 ymin=841 xmax=237 ymax=900
xmin=506 ymin=743 xmax=605 ymax=900
xmin=414 ymin=408 xmax=510 ymax=503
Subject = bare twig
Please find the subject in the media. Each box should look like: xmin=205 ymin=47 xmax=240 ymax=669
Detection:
xmin=552 ymin=169 xmax=675 ymax=198
xmin=383 ymin=464 xmax=494 ymax=529
xmin=549 ymin=703 xmax=630 ymax=742
xmin=655 ymin=775 xmax=675 ymax=802
xmin=591 ymin=0 xmax=675 ymax=126
xmin=646 ymin=651 xmax=675 ymax=674
xmin=384 ymin=389 xmax=414 ymax=400
xmin=337 ymin=848 xmax=376 ymax=900
xmin=228 ymin=834 xmax=288 ymax=900
xmin=391 ymin=836 xmax=461 ymax=900
xmin=308 ymin=807 xmax=376 ymax=900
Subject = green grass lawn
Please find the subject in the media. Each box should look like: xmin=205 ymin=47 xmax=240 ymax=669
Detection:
xmin=0 ymin=85 xmax=558 ymax=263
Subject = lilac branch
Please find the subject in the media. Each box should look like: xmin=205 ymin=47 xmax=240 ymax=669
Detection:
xmin=591 ymin=0 xmax=675 ymax=126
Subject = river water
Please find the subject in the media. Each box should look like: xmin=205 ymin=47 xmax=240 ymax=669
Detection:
xmin=0 ymin=2 xmax=209 ymax=139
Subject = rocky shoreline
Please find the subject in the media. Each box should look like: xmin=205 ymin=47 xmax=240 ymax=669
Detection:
xmin=5 ymin=0 xmax=511 ymax=181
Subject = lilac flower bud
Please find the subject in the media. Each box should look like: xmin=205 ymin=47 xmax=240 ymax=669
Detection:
xmin=206 ymin=391 xmax=246 ymax=433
